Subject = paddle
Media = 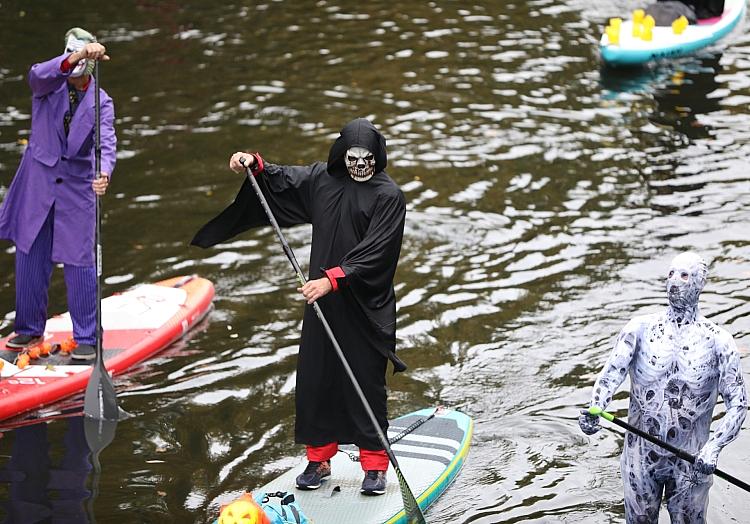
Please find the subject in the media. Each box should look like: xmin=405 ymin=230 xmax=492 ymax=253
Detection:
xmin=588 ymin=406 xmax=750 ymax=493
xmin=83 ymin=61 xmax=119 ymax=421
xmin=239 ymin=157 xmax=427 ymax=524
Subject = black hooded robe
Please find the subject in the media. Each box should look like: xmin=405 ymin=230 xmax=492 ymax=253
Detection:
xmin=192 ymin=119 xmax=406 ymax=450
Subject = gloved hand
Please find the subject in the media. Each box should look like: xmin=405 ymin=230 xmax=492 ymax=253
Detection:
xmin=578 ymin=408 xmax=601 ymax=435
xmin=694 ymin=442 xmax=720 ymax=475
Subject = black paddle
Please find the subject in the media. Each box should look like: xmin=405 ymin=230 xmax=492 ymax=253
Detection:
xmin=83 ymin=61 xmax=119 ymax=421
xmin=239 ymin=157 xmax=427 ymax=524
xmin=588 ymin=407 xmax=750 ymax=493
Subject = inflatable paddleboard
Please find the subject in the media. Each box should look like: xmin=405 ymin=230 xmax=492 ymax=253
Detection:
xmin=217 ymin=407 xmax=472 ymax=524
xmin=600 ymin=0 xmax=745 ymax=65
xmin=0 ymin=275 xmax=214 ymax=422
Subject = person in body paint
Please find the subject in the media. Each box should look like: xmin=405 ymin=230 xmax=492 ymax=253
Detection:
xmin=579 ymin=252 xmax=747 ymax=523
xmin=0 ymin=28 xmax=117 ymax=361
xmin=192 ymin=118 xmax=406 ymax=496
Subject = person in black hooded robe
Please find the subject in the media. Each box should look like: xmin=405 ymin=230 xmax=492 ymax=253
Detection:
xmin=191 ymin=118 xmax=406 ymax=496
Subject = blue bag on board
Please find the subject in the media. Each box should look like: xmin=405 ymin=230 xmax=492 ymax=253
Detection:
xmin=254 ymin=491 xmax=310 ymax=524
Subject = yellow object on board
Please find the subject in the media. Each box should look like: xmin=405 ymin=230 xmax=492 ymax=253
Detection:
xmin=673 ymin=15 xmax=689 ymax=34
xmin=606 ymin=25 xmax=620 ymax=45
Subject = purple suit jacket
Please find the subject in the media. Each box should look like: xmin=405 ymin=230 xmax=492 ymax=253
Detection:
xmin=0 ymin=53 xmax=117 ymax=266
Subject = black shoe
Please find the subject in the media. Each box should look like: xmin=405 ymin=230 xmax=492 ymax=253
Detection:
xmin=6 ymin=334 xmax=43 ymax=349
xmin=295 ymin=460 xmax=331 ymax=490
xmin=71 ymin=343 xmax=96 ymax=361
xmin=361 ymin=470 xmax=387 ymax=495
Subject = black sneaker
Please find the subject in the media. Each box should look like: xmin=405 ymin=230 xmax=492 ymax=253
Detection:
xmin=71 ymin=343 xmax=96 ymax=361
xmin=361 ymin=470 xmax=387 ymax=495
xmin=295 ymin=460 xmax=331 ymax=490
xmin=6 ymin=334 xmax=43 ymax=349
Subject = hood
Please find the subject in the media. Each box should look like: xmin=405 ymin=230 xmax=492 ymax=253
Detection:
xmin=327 ymin=118 xmax=387 ymax=177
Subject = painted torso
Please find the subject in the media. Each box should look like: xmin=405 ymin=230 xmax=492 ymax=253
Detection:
xmin=626 ymin=312 xmax=724 ymax=455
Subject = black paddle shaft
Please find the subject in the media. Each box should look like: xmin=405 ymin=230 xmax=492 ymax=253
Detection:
xmin=610 ymin=415 xmax=750 ymax=493
xmin=94 ymin=61 xmax=102 ymax=355
xmin=239 ymin=157 xmax=427 ymax=523
xmin=83 ymin=61 xmax=120 ymax=421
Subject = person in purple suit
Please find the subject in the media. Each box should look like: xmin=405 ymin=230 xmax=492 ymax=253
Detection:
xmin=0 ymin=27 xmax=117 ymax=361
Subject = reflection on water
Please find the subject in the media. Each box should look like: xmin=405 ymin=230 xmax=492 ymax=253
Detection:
xmin=0 ymin=413 xmax=118 ymax=524
xmin=0 ymin=417 xmax=92 ymax=523
xmin=1 ymin=0 xmax=750 ymax=522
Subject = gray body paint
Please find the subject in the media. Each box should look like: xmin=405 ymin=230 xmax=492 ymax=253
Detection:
xmin=580 ymin=253 xmax=747 ymax=523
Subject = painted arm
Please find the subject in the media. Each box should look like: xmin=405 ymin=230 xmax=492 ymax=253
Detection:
xmin=694 ymin=331 xmax=748 ymax=474
xmin=579 ymin=319 xmax=640 ymax=435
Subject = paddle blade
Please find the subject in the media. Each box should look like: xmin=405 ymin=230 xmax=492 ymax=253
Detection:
xmin=83 ymin=414 xmax=118 ymax=462
xmin=83 ymin=362 xmax=119 ymax=420
xmin=395 ymin=467 xmax=426 ymax=524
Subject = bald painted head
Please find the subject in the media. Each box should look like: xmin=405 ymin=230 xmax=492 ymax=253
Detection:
xmin=665 ymin=252 xmax=708 ymax=312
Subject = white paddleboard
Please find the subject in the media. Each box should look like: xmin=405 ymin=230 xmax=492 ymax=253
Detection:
xmin=220 ymin=407 xmax=473 ymax=524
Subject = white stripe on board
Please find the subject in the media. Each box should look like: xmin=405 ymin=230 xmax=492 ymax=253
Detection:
xmin=387 ymin=430 xmax=461 ymax=450
xmin=391 ymin=442 xmax=457 ymax=461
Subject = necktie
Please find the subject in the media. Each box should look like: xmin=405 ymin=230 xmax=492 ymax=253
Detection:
xmin=63 ymin=85 xmax=80 ymax=136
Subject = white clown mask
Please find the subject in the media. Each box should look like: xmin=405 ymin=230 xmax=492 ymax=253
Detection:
xmin=665 ymin=252 xmax=707 ymax=312
xmin=345 ymin=146 xmax=375 ymax=182
xmin=64 ymin=28 xmax=96 ymax=78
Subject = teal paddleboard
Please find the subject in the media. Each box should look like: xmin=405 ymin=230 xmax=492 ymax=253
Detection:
xmin=216 ymin=407 xmax=473 ymax=523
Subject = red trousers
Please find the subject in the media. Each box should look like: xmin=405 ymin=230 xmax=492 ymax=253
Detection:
xmin=306 ymin=442 xmax=388 ymax=471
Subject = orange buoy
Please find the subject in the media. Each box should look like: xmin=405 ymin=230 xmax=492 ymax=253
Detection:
xmin=17 ymin=354 xmax=30 ymax=369
xmin=28 ymin=346 xmax=41 ymax=360
xmin=40 ymin=342 xmax=53 ymax=356
xmin=60 ymin=338 xmax=78 ymax=354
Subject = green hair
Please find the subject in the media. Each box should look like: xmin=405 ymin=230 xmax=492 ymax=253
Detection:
xmin=64 ymin=27 xmax=97 ymax=44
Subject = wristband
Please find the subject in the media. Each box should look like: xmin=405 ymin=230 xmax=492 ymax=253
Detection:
xmin=249 ymin=152 xmax=264 ymax=176
xmin=324 ymin=266 xmax=346 ymax=292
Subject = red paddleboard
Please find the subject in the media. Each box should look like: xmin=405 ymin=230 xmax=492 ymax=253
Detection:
xmin=0 ymin=275 xmax=214 ymax=422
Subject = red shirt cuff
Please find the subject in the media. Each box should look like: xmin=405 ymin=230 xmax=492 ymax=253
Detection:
xmin=324 ymin=266 xmax=346 ymax=292
xmin=61 ymin=56 xmax=73 ymax=73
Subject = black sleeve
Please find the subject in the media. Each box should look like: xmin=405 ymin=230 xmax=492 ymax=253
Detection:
xmin=339 ymin=189 xmax=406 ymax=299
xmin=190 ymin=162 xmax=320 ymax=248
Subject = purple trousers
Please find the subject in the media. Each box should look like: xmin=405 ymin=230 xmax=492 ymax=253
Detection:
xmin=14 ymin=207 xmax=96 ymax=345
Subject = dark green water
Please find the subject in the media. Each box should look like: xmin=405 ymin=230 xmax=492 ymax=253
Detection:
xmin=1 ymin=1 xmax=750 ymax=522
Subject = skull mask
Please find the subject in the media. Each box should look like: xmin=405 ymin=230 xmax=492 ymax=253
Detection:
xmin=665 ymin=252 xmax=707 ymax=313
xmin=345 ymin=146 xmax=375 ymax=182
